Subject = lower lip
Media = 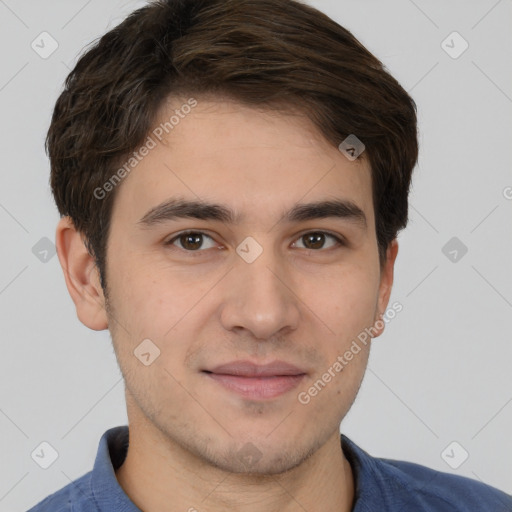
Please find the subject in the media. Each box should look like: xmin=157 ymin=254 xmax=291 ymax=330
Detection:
xmin=205 ymin=373 xmax=306 ymax=400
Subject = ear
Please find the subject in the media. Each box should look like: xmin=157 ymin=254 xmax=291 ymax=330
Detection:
xmin=55 ymin=217 xmax=109 ymax=331
xmin=371 ymin=239 xmax=399 ymax=338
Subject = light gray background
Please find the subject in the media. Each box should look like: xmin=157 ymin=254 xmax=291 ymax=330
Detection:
xmin=1 ymin=0 xmax=511 ymax=510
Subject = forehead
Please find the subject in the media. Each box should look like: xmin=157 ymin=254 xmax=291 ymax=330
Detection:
xmin=111 ymin=98 xmax=375 ymax=228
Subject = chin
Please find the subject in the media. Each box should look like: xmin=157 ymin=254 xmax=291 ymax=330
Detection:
xmin=191 ymin=433 xmax=322 ymax=476
xmin=212 ymin=447 xmax=315 ymax=476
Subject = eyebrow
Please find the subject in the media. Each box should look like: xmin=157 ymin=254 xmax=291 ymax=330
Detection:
xmin=138 ymin=198 xmax=367 ymax=229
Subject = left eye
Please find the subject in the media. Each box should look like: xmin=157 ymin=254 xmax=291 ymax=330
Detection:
xmin=166 ymin=230 xmax=343 ymax=252
xmin=292 ymin=232 xmax=343 ymax=250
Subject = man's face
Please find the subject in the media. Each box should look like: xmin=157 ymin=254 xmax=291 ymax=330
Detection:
xmin=102 ymin=98 xmax=393 ymax=474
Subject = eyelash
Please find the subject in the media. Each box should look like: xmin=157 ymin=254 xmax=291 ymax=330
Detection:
xmin=164 ymin=230 xmax=346 ymax=256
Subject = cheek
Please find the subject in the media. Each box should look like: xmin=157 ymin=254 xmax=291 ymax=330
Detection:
xmin=312 ymin=261 xmax=380 ymax=338
xmin=106 ymin=250 xmax=184 ymax=331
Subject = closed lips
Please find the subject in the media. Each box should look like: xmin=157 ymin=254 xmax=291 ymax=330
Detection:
xmin=203 ymin=360 xmax=307 ymax=377
xmin=202 ymin=360 xmax=307 ymax=400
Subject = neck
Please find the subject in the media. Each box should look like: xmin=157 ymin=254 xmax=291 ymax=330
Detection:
xmin=115 ymin=421 xmax=354 ymax=512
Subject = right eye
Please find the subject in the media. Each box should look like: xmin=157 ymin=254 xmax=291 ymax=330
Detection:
xmin=164 ymin=231 xmax=220 ymax=254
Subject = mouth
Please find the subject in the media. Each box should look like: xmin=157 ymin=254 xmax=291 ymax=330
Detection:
xmin=202 ymin=360 xmax=307 ymax=400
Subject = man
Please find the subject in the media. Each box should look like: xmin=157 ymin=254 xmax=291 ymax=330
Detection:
xmin=28 ymin=0 xmax=512 ymax=510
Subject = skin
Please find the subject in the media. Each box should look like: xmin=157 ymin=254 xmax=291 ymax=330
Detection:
xmin=56 ymin=97 xmax=398 ymax=512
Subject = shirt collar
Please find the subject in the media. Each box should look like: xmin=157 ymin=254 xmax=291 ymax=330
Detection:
xmin=90 ymin=425 xmax=370 ymax=511
xmin=90 ymin=425 xmax=141 ymax=511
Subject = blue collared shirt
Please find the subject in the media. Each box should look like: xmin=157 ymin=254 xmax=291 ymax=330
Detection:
xmin=27 ymin=425 xmax=512 ymax=511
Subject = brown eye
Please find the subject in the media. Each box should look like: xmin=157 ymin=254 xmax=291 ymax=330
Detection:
xmin=166 ymin=232 xmax=216 ymax=252
xmin=303 ymin=232 xmax=326 ymax=249
xmin=294 ymin=231 xmax=343 ymax=250
xmin=179 ymin=233 xmax=203 ymax=250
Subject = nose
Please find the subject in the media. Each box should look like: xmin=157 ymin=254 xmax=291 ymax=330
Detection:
xmin=219 ymin=244 xmax=301 ymax=341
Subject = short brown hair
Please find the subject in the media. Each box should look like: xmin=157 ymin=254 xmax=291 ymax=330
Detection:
xmin=47 ymin=0 xmax=418 ymax=287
